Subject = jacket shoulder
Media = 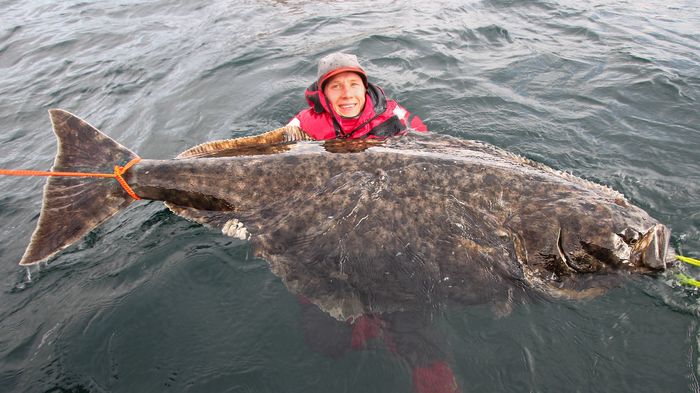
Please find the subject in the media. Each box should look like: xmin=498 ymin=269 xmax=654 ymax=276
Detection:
xmin=291 ymin=109 xmax=336 ymax=140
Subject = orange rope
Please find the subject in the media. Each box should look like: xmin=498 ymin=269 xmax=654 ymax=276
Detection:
xmin=0 ymin=157 xmax=142 ymax=200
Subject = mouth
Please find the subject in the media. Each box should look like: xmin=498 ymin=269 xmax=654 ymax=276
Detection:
xmin=337 ymin=103 xmax=358 ymax=115
xmin=630 ymin=223 xmax=671 ymax=270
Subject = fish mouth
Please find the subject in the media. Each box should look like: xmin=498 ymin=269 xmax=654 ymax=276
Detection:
xmin=629 ymin=223 xmax=671 ymax=270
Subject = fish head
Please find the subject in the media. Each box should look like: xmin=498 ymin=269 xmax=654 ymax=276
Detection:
xmin=559 ymin=223 xmax=671 ymax=274
xmin=614 ymin=223 xmax=671 ymax=271
xmin=520 ymin=221 xmax=672 ymax=297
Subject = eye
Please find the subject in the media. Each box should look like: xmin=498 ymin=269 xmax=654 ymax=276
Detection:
xmin=617 ymin=228 xmax=640 ymax=245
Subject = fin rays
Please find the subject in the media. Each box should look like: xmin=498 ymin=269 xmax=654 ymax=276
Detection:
xmin=175 ymin=126 xmax=312 ymax=159
xmin=19 ymin=109 xmax=139 ymax=265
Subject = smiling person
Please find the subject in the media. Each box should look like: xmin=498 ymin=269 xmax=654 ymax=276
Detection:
xmin=287 ymin=52 xmax=428 ymax=139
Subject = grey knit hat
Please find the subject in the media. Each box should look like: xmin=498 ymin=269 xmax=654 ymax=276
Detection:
xmin=316 ymin=52 xmax=368 ymax=88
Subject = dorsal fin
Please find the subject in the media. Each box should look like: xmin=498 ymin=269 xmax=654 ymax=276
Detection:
xmin=175 ymin=126 xmax=313 ymax=159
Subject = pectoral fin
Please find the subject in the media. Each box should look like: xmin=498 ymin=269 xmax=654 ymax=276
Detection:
xmin=165 ymin=203 xmax=250 ymax=240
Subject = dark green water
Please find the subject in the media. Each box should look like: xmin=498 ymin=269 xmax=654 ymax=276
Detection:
xmin=1 ymin=0 xmax=699 ymax=392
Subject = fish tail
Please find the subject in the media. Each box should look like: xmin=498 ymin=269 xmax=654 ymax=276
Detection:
xmin=19 ymin=109 xmax=140 ymax=266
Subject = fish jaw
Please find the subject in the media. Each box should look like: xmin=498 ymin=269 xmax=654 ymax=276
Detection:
xmin=629 ymin=223 xmax=671 ymax=270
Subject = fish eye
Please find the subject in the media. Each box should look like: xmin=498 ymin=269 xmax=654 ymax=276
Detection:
xmin=616 ymin=228 xmax=640 ymax=245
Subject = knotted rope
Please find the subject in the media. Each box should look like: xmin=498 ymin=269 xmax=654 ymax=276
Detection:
xmin=0 ymin=157 xmax=142 ymax=200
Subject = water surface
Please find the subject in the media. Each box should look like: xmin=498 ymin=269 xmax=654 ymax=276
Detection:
xmin=1 ymin=0 xmax=699 ymax=392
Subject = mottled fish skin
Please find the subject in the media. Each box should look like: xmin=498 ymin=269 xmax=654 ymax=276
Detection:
xmin=21 ymin=109 xmax=673 ymax=321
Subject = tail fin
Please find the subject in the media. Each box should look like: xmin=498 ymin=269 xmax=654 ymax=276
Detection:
xmin=19 ymin=109 xmax=139 ymax=266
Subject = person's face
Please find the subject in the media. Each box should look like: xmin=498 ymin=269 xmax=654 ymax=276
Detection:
xmin=323 ymin=71 xmax=366 ymax=118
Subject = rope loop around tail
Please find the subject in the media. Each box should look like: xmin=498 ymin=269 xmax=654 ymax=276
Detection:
xmin=0 ymin=157 xmax=142 ymax=200
xmin=113 ymin=157 xmax=141 ymax=200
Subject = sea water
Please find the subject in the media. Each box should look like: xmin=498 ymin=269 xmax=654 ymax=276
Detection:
xmin=1 ymin=1 xmax=699 ymax=391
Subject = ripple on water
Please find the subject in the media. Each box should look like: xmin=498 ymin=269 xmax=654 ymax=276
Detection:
xmin=0 ymin=0 xmax=699 ymax=392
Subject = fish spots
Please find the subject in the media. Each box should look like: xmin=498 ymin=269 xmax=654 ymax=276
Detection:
xmin=482 ymin=173 xmax=499 ymax=186
xmin=140 ymin=132 xmax=667 ymax=319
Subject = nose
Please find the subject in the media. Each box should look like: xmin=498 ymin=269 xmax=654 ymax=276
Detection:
xmin=340 ymin=83 xmax=352 ymax=97
xmin=630 ymin=224 xmax=671 ymax=270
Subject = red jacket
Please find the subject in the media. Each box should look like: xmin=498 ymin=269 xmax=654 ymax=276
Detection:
xmin=288 ymin=82 xmax=427 ymax=140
